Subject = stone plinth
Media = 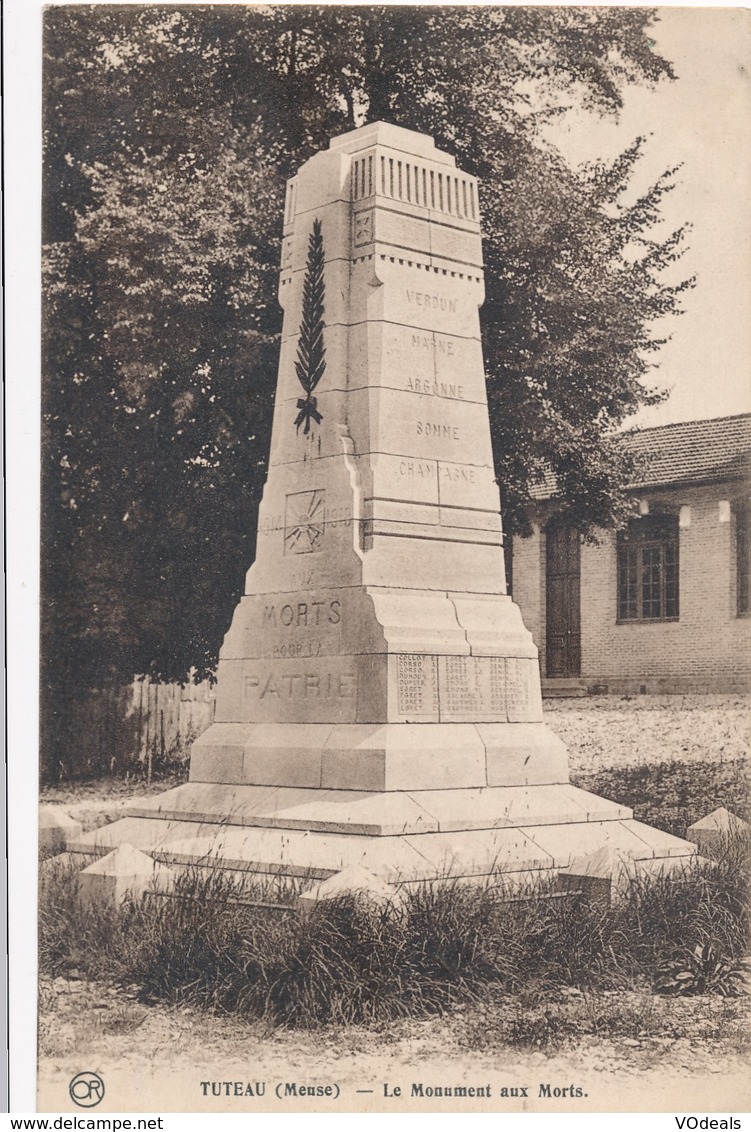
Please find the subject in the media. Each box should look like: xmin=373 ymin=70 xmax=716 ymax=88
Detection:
xmin=39 ymin=805 xmax=83 ymax=856
xmin=72 ymin=122 xmax=698 ymax=889
xmin=79 ymin=844 xmax=174 ymax=910
xmin=687 ymin=807 xmax=748 ymax=859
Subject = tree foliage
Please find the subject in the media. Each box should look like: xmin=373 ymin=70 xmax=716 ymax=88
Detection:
xmin=42 ymin=6 xmax=691 ymax=777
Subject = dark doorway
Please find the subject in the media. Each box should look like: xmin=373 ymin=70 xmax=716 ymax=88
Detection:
xmin=545 ymin=518 xmax=581 ymax=678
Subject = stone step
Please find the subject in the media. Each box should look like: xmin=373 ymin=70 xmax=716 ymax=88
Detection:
xmin=68 ymin=808 xmax=696 ymax=885
xmin=541 ymin=679 xmax=588 ymax=698
xmin=119 ymin=781 xmax=632 ymax=837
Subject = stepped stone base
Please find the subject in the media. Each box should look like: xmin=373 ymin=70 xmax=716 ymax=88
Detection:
xmin=70 ymin=780 xmax=697 ymax=888
xmin=190 ymin=720 xmax=569 ymax=791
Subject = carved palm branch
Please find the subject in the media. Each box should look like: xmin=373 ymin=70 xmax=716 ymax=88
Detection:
xmin=294 ymin=218 xmax=326 ymax=434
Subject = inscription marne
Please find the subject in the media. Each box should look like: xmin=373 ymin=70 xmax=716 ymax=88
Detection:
xmin=411 ymin=333 xmax=455 ymax=356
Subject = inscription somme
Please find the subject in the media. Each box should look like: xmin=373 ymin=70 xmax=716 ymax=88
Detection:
xmin=416 ymin=422 xmax=460 ymax=440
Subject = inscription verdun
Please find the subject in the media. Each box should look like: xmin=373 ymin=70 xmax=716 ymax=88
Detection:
xmin=406 ymin=290 xmax=458 ymax=312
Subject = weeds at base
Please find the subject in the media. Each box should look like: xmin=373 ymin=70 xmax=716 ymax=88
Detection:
xmin=39 ymin=831 xmax=750 ymax=1034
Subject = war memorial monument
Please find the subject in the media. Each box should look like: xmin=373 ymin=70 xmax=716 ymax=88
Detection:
xmin=73 ymin=122 xmax=696 ymax=895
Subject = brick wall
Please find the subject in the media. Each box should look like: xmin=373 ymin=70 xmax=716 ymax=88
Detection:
xmin=509 ymin=520 xmax=545 ymax=646
xmin=511 ymin=481 xmax=751 ymax=693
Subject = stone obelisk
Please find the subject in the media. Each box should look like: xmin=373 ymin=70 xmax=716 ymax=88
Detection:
xmin=78 ymin=123 xmax=695 ymax=886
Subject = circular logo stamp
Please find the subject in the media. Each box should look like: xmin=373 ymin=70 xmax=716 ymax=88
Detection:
xmin=69 ymin=1071 xmax=105 ymax=1108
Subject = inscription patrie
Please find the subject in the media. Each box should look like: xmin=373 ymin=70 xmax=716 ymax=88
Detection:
xmin=244 ymin=671 xmax=355 ymax=700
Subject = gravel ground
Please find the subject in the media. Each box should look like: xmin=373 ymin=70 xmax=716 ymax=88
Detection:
xmin=549 ymin=694 xmax=749 ymax=776
xmin=37 ymin=975 xmax=751 ymax=1113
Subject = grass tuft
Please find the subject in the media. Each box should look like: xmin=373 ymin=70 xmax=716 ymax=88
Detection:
xmin=39 ymin=830 xmax=750 ymax=1030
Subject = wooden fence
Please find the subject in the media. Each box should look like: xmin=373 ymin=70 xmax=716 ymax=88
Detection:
xmin=129 ymin=676 xmax=215 ymax=777
xmin=44 ymin=676 xmax=216 ymax=781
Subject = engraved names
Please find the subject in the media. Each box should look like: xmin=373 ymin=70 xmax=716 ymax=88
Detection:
xmin=505 ymin=658 xmax=542 ymax=722
xmin=396 ymin=654 xmax=438 ymax=718
xmin=392 ymin=655 xmax=543 ymax=722
xmin=440 ymin=656 xmax=505 ymax=720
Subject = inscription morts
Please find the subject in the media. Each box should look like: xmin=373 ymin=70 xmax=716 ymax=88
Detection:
xmin=261 ymin=595 xmax=342 ymax=659
xmin=396 ymin=654 xmax=438 ymax=719
xmin=220 ymin=590 xmax=347 ymax=662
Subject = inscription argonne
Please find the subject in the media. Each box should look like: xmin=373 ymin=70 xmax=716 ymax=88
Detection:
xmin=407 ymin=375 xmax=465 ymax=401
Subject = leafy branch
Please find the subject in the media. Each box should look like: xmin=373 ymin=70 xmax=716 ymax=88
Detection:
xmin=294 ymin=218 xmax=326 ymax=434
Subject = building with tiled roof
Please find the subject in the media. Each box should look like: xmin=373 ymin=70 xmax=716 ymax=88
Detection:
xmin=529 ymin=413 xmax=751 ymax=500
xmin=510 ymin=413 xmax=751 ymax=695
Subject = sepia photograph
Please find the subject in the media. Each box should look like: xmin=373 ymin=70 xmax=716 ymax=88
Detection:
xmin=15 ymin=0 xmax=751 ymax=1115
